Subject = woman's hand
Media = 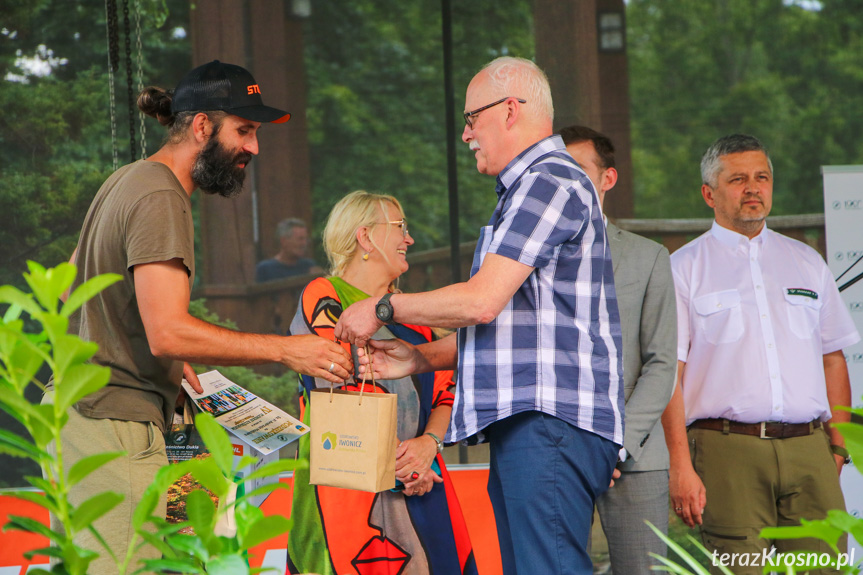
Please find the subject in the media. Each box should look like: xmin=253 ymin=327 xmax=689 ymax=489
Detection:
xmin=402 ymin=467 xmax=443 ymax=497
xmin=395 ymin=435 xmax=437 ymax=485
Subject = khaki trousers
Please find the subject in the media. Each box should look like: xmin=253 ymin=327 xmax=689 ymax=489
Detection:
xmin=43 ymin=392 xmax=167 ymax=575
xmin=688 ymin=426 xmax=846 ymax=575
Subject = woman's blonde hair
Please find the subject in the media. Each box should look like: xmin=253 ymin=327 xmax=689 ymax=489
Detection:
xmin=322 ymin=190 xmax=405 ymax=278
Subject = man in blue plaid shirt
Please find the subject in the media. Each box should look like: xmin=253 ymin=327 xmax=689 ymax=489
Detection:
xmin=336 ymin=56 xmax=624 ymax=575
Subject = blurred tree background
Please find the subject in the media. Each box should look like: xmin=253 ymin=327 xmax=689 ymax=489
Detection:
xmin=3 ymin=0 xmax=862 ymax=291
xmin=628 ymin=0 xmax=863 ymax=219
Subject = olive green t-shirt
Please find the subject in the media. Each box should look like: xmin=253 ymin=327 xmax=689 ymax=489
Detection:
xmin=66 ymin=160 xmax=195 ymax=432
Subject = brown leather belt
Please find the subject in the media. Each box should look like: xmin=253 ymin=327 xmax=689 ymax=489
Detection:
xmin=689 ymin=418 xmax=821 ymax=439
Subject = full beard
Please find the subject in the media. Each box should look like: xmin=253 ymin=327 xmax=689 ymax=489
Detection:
xmin=191 ymin=135 xmax=253 ymax=199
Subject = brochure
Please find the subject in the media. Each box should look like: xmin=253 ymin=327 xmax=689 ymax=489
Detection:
xmin=180 ymin=369 xmax=309 ymax=455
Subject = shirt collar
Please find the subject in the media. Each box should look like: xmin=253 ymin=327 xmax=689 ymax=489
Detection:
xmin=495 ymin=135 xmax=566 ymax=197
xmin=710 ymin=220 xmax=769 ymax=249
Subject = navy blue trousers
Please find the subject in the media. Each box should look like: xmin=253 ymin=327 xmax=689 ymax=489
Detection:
xmin=487 ymin=411 xmax=618 ymax=575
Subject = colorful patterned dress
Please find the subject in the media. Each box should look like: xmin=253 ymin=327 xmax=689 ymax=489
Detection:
xmin=286 ymin=277 xmax=478 ymax=575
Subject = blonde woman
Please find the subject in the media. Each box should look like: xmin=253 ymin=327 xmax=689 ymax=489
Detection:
xmin=286 ymin=191 xmax=476 ymax=575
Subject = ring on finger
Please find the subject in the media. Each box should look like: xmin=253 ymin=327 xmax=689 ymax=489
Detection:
xmin=328 ymin=362 xmax=335 ymax=373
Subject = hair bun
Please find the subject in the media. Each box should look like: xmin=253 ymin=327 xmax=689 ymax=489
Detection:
xmin=137 ymin=86 xmax=175 ymax=127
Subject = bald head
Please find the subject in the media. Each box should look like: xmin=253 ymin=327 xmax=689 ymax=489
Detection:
xmin=462 ymin=57 xmax=555 ymax=176
xmin=480 ymin=57 xmax=554 ymax=124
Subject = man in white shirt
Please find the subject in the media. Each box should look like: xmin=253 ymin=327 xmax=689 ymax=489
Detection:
xmin=662 ymin=134 xmax=858 ymax=575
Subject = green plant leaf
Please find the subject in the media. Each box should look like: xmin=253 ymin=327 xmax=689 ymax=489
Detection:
xmin=135 ymin=529 xmax=180 ymax=561
xmin=5 ymin=338 xmax=46 ymax=391
xmin=4 ymin=515 xmax=64 ymax=544
xmin=649 ymin=552 xmax=701 ymax=575
xmin=70 ymin=491 xmax=125 ymax=532
xmin=822 ymin=508 xmax=863 ymax=540
xmin=833 ymin=421 xmax=863 ymax=467
xmin=185 ymin=489 xmax=217 ymax=542
xmin=194 ymin=412 xmax=234 ymax=475
xmin=206 ymin=554 xmax=250 ymax=575
xmin=234 ymin=500 xmax=264 ymax=524
xmin=238 ymin=515 xmax=291 ymax=550
xmin=761 ymin=519 xmax=843 ymax=547
xmin=86 ymin=522 xmax=119 ymax=565
xmin=164 ymin=532 xmax=209 ymax=562
xmin=134 ymin=463 xmax=194 ymax=529
xmin=234 ymin=455 xmax=258 ymax=470
xmin=242 ymin=458 xmax=308 ymax=483
xmin=39 ymin=314 xmax=70 ymax=347
xmin=645 ymin=522 xmax=715 ymax=575
xmin=54 ymin=363 xmax=111 ymax=413
xmin=25 ymin=476 xmax=58 ymax=496
xmin=62 ymin=273 xmax=122 ymax=318
xmin=52 ymin=335 xmax=99 ymax=379
xmin=26 ymin=403 xmax=58 ymax=437
xmin=67 ymin=451 xmax=125 ymax=486
xmin=137 ymin=558 xmax=205 ymax=574
xmin=0 ymin=429 xmax=47 ymax=460
xmin=0 ymin=285 xmax=43 ymax=317
xmin=2 ymin=302 xmax=23 ymax=322
xmin=234 ymin=481 xmax=289 ymax=508
xmin=24 ymin=260 xmax=74 ymax=314
xmin=186 ymin=457 xmax=230 ymax=498
xmin=22 ymin=546 xmax=65 ymax=560
xmin=5 ymin=490 xmax=60 ymax=516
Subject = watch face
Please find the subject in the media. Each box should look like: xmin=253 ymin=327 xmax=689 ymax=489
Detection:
xmin=376 ymin=303 xmax=393 ymax=322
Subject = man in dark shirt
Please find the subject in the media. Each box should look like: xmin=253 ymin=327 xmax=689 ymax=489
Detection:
xmin=256 ymin=218 xmax=324 ymax=282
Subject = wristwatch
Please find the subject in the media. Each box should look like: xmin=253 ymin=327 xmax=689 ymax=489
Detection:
xmin=831 ymin=444 xmax=851 ymax=465
xmin=375 ymin=292 xmax=395 ymax=324
xmin=425 ymin=432 xmax=444 ymax=454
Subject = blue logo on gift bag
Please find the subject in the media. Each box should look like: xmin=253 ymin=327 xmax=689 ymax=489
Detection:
xmin=321 ymin=431 xmax=337 ymax=450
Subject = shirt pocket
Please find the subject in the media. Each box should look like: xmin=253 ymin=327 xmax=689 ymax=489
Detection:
xmin=784 ymin=290 xmax=821 ymax=339
xmin=693 ymin=289 xmax=744 ymax=345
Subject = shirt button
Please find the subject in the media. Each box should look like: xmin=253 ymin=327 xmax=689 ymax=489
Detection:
xmin=762 ymin=314 xmax=768 ymax=319
xmin=756 ymin=285 xmax=762 ymax=289
xmin=768 ymin=343 xmax=774 ymax=348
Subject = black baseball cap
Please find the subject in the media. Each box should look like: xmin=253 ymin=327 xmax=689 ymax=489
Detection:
xmin=171 ymin=60 xmax=291 ymax=124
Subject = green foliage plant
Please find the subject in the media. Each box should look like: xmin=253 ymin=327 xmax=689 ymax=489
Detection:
xmin=0 ymin=262 xmax=305 ymax=574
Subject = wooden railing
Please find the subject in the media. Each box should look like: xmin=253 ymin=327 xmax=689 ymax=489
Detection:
xmin=195 ymin=214 xmax=826 ymax=336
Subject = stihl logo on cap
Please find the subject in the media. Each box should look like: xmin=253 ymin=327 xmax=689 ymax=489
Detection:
xmin=247 ymin=84 xmax=261 ymax=95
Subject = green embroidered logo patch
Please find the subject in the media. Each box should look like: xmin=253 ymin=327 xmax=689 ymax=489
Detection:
xmin=786 ymin=288 xmax=818 ymax=299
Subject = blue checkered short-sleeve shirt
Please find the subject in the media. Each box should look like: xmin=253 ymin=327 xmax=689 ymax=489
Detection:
xmin=447 ymin=135 xmax=624 ymax=446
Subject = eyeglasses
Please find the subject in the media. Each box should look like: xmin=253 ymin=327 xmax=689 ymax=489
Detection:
xmin=378 ymin=219 xmax=409 ymax=237
xmin=463 ymin=97 xmax=527 ymax=129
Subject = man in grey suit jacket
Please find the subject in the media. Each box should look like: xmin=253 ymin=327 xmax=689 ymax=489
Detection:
xmin=561 ymin=126 xmax=678 ymax=574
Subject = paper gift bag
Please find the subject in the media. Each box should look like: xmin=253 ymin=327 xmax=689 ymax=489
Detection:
xmin=309 ymin=382 xmax=398 ymax=492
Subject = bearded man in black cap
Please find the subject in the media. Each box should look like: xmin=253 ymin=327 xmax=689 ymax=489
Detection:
xmin=46 ymin=61 xmax=352 ymax=573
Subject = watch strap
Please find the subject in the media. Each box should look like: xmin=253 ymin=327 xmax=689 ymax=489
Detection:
xmin=831 ymin=444 xmax=851 ymax=464
xmin=425 ymin=432 xmax=444 ymax=454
